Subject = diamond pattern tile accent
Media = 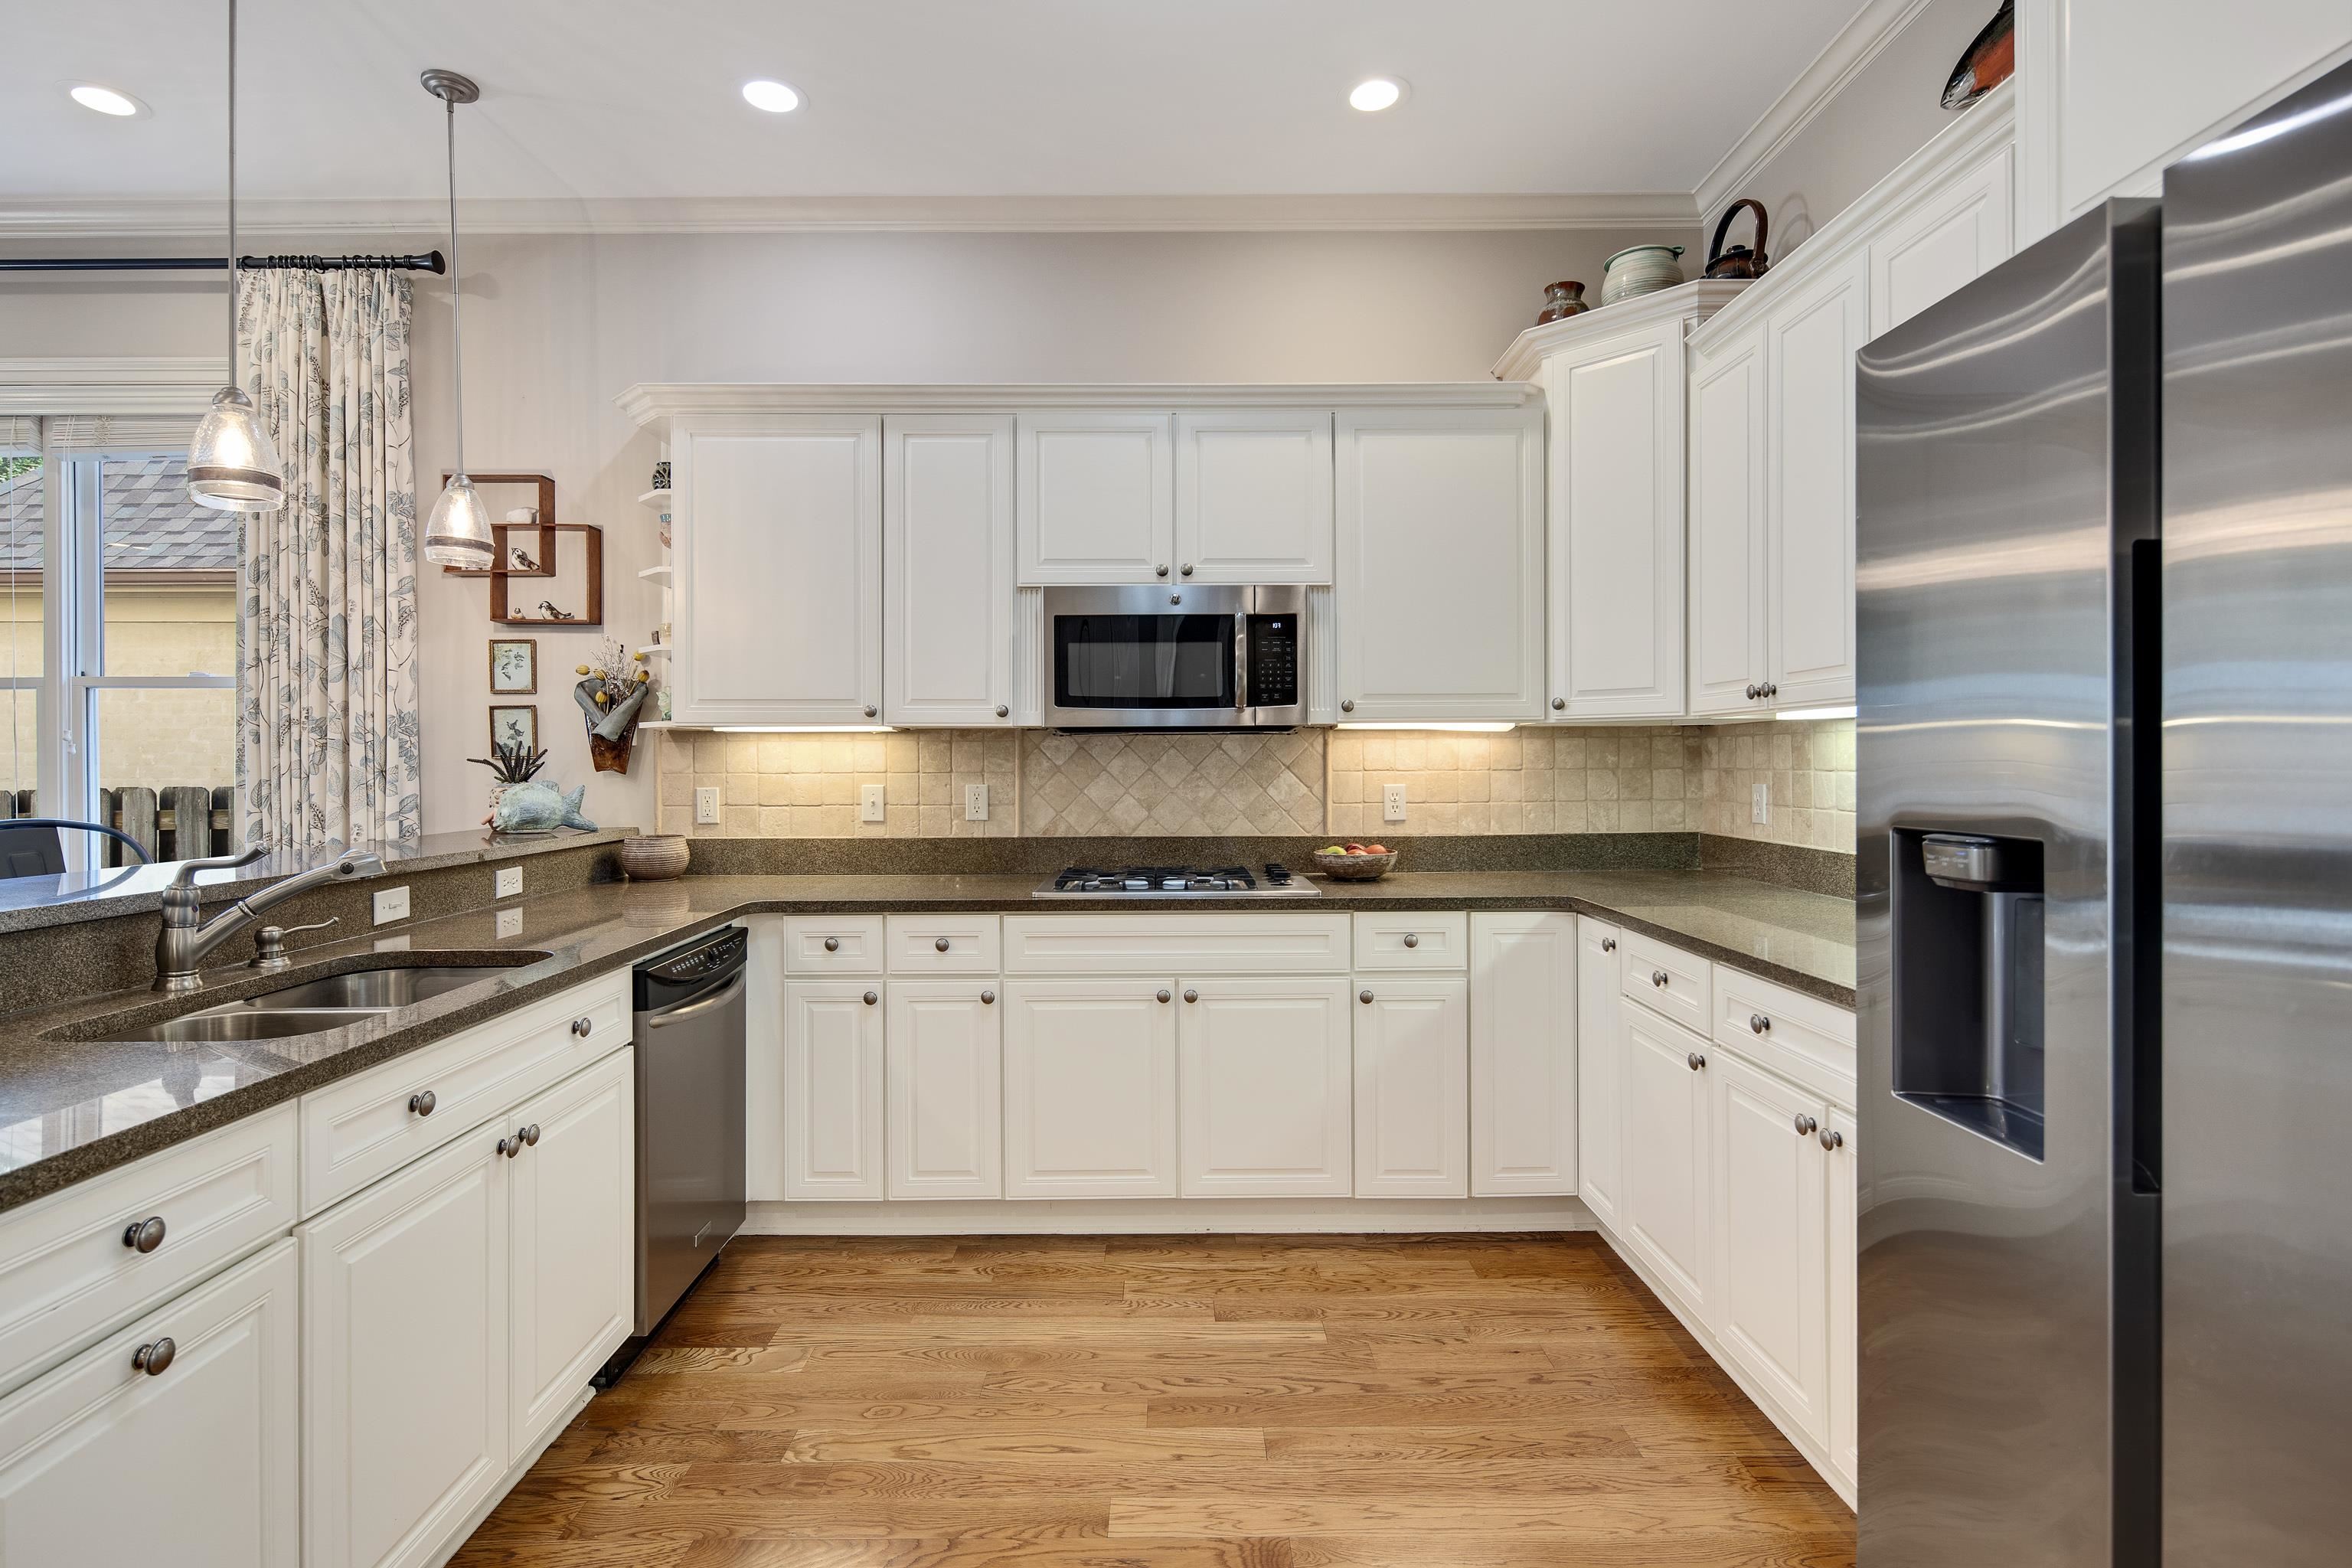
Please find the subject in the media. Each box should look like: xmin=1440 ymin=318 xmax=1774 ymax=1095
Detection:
xmin=1021 ymin=730 xmax=1326 ymax=837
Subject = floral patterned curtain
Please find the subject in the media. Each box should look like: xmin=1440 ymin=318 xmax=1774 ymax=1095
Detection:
xmin=236 ymin=269 xmax=421 ymax=850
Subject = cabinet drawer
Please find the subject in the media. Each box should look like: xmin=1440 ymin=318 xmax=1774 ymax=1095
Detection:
xmin=1620 ymin=929 xmax=1711 ymax=1036
xmin=783 ymin=916 xmax=886 ymax=975
xmin=885 ymin=914 xmax=1001 ymax=975
xmin=1713 ymin=967 xmax=1856 ymax=1106
xmin=1351 ymin=912 xmax=1468 ymax=970
xmin=1001 ymin=913 xmax=1351 ymax=975
xmin=299 ymin=972 xmax=629 ymax=1217
xmin=0 ymin=1105 xmax=299 ymax=1396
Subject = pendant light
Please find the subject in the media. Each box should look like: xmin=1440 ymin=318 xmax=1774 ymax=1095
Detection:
xmin=420 ymin=67 xmax=492 ymax=569
xmin=187 ymin=0 xmax=283 ymax=512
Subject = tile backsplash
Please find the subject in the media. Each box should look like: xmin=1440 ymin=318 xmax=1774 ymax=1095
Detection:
xmin=656 ymin=719 xmax=1855 ymax=854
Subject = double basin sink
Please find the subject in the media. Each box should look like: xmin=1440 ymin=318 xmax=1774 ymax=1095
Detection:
xmin=137 ymin=962 xmax=528 ymax=1044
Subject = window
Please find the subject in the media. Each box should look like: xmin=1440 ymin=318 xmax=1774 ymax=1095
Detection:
xmin=0 ymin=436 xmax=238 ymax=864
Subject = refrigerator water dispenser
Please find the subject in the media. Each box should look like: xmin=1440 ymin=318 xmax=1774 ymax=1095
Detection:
xmin=1892 ymin=831 xmax=2046 ymax=1159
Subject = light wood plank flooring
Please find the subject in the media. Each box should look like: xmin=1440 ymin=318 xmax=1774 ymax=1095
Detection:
xmin=454 ymin=1233 xmax=1856 ymax=1567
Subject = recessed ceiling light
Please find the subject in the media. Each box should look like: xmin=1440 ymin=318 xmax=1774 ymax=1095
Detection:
xmin=741 ymin=79 xmax=802 ymax=113
xmin=69 ymin=83 xmax=148 ymax=117
xmin=1349 ymin=77 xmax=1406 ymax=113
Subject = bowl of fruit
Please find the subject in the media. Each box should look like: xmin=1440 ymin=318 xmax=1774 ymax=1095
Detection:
xmin=1312 ymin=841 xmax=1398 ymax=880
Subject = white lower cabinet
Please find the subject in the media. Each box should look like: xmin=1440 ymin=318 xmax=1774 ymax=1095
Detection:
xmin=505 ymin=1050 xmax=634 ymax=1462
xmin=887 ymin=982 xmax=1005 ymax=1199
xmin=1707 ymin=1049 xmax=1830 ymax=1445
xmin=1179 ymin=976 xmax=1352 ymax=1197
xmin=782 ymin=980 xmax=887 ymax=1200
xmin=1826 ymin=1105 xmax=1859 ymax=1491
xmin=0 ymin=1236 xmax=299 ymax=1567
xmin=1618 ymin=1004 xmax=1713 ymax=1314
xmin=1352 ymin=978 xmax=1470 ymax=1198
xmin=1468 ymin=912 xmax=1578 ymax=1196
xmin=1574 ymin=919 xmax=1625 ymax=1230
xmin=1003 ymin=978 xmax=1179 ymax=1197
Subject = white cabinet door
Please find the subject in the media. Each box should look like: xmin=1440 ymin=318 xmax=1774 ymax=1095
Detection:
xmin=1619 ymin=1006 xmax=1711 ymax=1315
xmin=0 ymin=1238 xmax=299 ymax=1568
xmin=782 ymin=981 xmax=887 ymax=1200
xmin=1352 ymin=978 xmax=1470 ymax=1198
xmin=1870 ymin=145 xmax=2015 ymax=338
xmin=1003 ymin=978 xmax=1179 ymax=1197
xmin=1708 ymin=1050 xmax=1831 ymax=1444
xmin=1178 ymin=976 xmax=1352 ymax=1197
xmin=1174 ymin=410 xmax=1334 ymax=584
xmin=885 ymin=415 xmax=1015 ymax=725
xmin=300 ymin=1129 xmax=508 ymax=1568
xmin=1825 ymin=1103 xmax=1858 ymax=1491
xmin=1469 ymin=912 xmax=1578 ymax=1196
xmin=1685 ymin=322 xmax=1770 ymax=717
xmin=1017 ymin=412 xmax=1174 ymax=583
xmin=671 ymin=416 xmax=882 ymax=726
xmin=1575 ymin=919 xmax=1625 ymax=1231
xmin=743 ymin=916 xmax=790 ymax=1202
xmin=1334 ymin=407 xmax=1545 ymax=722
xmin=1766 ymin=251 xmax=1868 ymax=710
xmin=886 ymin=981 xmax=1004 ymax=1200
xmin=506 ymin=1050 xmax=634 ymax=1463
xmin=1547 ymin=319 xmax=1687 ymax=718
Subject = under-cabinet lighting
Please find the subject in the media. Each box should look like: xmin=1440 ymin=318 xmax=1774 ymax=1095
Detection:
xmin=70 ymin=83 xmax=148 ymax=117
xmin=711 ymin=725 xmax=895 ymax=733
xmin=1335 ymin=722 xmax=1514 ymax=733
xmin=1775 ymin=705 xmax=1857 ymax=721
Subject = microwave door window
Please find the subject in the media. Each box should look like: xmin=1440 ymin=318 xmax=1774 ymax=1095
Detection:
xmin=1057 ymin=616 xmax=1233 ymax=708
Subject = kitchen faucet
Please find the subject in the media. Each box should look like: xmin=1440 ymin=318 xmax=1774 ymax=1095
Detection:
xmin=152 ymin=845 xmax=387 ymax=993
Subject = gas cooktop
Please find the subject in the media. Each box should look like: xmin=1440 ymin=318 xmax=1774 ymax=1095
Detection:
xmin=1031 ymin=863 xmax=1321 ymax=898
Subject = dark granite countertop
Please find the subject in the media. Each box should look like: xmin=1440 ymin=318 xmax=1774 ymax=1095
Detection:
xmin=0 ymin=868 xmax=1852 ymax=1214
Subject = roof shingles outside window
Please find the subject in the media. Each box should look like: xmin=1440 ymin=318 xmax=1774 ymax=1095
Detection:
xmin=0 ymin=455 xmax=240 ymax=577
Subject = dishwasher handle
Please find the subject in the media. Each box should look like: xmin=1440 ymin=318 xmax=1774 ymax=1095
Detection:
xmin=645 ymin=970 xmax=747 ymax=1029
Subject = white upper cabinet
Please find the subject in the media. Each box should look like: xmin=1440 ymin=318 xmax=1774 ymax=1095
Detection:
xmin=1334 ymin=406 xmax=1546 ymax=723
xmin=1173 ymin=410 xmax=1334 ymax=584
xmin=1469 ymin=912 xmax=1579 ymax=1197
xmin=671 ymin=416 xmax=883 ymax=726
xmin=1870 ymin=144 xmax=2016 ymax=338
xmin=885 ymin=415 xmax=1016 ymax=725
xmin=1545 ymin=317 xmax=1688 ymax=718
xmin=1685 ymin=318 xmax=1770 ymax=717
xmin=1178 ymin=976 xmax=1353 ymax=1197
xmin=1765 ymin=250 xmax=1869 ymax=710
xmin=1016 ymin=412 xmax=1174 ymax=583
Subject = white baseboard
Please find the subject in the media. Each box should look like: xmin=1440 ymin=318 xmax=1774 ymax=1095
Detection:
xmin=1589 ymin=1217 xmax=1855 ymax=1511
xmin=425 ymin=1380 xmax=598 ymax=1568
xmin=741 ymin=1195 xmax=1596 ymax=1236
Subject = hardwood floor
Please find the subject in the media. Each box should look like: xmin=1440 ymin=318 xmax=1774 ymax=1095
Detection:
xmin=453 ymin=1233 xmax=1856 ymax=1567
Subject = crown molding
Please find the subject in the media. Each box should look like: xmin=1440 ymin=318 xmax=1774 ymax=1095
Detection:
xmin=1489 ymin=279 xmax=1754 ymax=381
xmin=618 ymin=381 xmax=1544 ymax=428
xmin=0 ymin=358 xmax=224 ymax=416
xmin=0 ymin=191 xmax=1700 ymax=241
xmin=1694 ymin=0 xmax=1936 ymax=226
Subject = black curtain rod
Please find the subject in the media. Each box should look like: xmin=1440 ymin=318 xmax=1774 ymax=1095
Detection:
xmin=0 ymin=251 xmax=446 ymax=274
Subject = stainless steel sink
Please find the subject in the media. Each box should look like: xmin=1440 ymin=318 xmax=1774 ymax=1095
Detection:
xmin=234 ymin=965 xmax=511 ymax=1010
xmin=142 ymin=1008 xmax=390 ymax=1044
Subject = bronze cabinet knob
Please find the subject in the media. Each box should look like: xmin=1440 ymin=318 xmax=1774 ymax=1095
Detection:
xmin=133 ymin=1338 xmax=176 ymax=1377
xmin=122 ymin=1217 xmax=167 ymax=1254
xmin=409 ymin=1089 xmax=437 ymax=1118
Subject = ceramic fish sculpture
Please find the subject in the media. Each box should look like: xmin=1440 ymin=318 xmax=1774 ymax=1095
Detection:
xmin=488 ymin=782 xmax=596 ymax=835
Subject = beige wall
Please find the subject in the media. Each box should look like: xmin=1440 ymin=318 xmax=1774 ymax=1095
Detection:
xmin=0 ymin=582 xmax=236 ymax=798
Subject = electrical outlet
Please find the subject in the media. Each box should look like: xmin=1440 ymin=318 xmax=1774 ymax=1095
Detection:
xmin=1383 ymin=784 xmax=1408 ymax=824
xmin=495 ymin=907 xmax=524 ymax=939
xmin=694 ymin=786 xmax=721 ymax=825
xmin=965 ymin=782 xmax=989 ymax=822
xmin=860 ymin=784 xmax=887 ymax=824
xmin=495 ymin=865 xmax=522 ymax=899
xmin=1752 ymin=782 xmax=1769 ymax=825
xmin=371 ymin=884 xmax=411 ymax=926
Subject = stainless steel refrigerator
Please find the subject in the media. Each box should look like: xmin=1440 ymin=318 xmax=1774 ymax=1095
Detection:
xmin=1855 ymin=58 xmax=2352 ymax=1568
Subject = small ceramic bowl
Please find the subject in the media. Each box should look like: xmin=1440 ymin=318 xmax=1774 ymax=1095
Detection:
xmin=1312 ymin=849 xmax=1398 ymax=882
xmin=620 ymin=834 xmax=690 ymax=881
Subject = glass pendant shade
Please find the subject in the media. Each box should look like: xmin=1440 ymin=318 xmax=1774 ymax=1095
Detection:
xmin=188 ymin=385 xmax=285 ymax=511
xmin=423 ymin=472 xmax=495 ymax=567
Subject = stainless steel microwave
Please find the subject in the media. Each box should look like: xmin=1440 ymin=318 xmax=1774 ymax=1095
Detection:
xmin=1041 ymin=584 xmax=1307 ymax=728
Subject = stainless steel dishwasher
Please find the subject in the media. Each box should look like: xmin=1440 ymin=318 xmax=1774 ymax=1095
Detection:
xmin=597 ymin=924 xmax=747 ymax=1383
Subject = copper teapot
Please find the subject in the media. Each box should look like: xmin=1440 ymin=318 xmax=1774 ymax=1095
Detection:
xmin=1704 ymin=198 xmax=1771 ymax=281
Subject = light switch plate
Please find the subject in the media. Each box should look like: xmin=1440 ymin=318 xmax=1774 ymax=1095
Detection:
xmin=965 ymin=783 xmax=988 ymax=822
xmin=860 ymin=784 xmax=887 ymax=824
xmin=494 ymin=865 xmax=522 ymax=899
xmin=495 ymin=907 xmax=524 ymax=939
xmin=694 ymin=786 xmax=721 ymax=825
xmin=1752 ymin=782 xmax=1769 ymax=825
xmin=371 ymin=884 xmax=411 ymax=925
xmin=1383 ymin=784 xmax=1408 ymax=824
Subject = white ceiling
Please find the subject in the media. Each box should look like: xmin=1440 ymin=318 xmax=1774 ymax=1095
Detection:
xmin=5 ymin=0 xmax=1867 ymax=230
